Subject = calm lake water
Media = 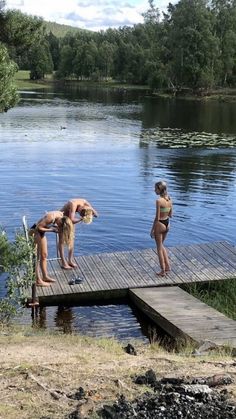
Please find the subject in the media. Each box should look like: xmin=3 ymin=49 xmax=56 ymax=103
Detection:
xmin=1 ymin=85 xmax=236 ymax=340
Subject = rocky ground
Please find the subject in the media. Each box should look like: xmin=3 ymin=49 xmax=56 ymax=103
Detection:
xmin=0 ymin=330 xmax=235 ymax=418
xmin=96 ymin=370 xmax=235 ymax=419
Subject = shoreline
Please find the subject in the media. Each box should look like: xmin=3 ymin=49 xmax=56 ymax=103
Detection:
xmin=15 ymin=72 xmax=236 ymax=102
xmin=0 ymin=326 xmax=235 ymax=418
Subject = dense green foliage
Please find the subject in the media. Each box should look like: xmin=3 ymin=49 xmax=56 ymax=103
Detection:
xmin=44 ymin=21 xmax=86 ymax=38
xmin=0 ymin=229 xmax=35 ymax=322
xmin=51 ymin=0 xmax=236 ymax=89
xmin=0 ymin=43 xmax=18 ymax=111
xmin=2 ymin=0 xmax=236 ymax=90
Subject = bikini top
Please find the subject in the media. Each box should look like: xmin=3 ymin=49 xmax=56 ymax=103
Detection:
xmin=160 ymin=207 xmax=171 ymax=213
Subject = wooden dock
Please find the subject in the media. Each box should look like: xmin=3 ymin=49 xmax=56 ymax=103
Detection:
xmin=30 ymin=240 xmax=236 ymax=349
xmin=35 ymin=240 xmax=236 ymax=305
xmin=129 ymin=287 xmax=236 ymax=348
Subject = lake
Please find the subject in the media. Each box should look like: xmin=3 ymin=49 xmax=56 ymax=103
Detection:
xmin=1 ymin=85 xmax=236 ymax=340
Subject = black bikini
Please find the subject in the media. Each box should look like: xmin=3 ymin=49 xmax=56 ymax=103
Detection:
xmin=159 ymin=219 xmax=169 ymax=228
xmin=30 ymin=223 xmax=45 ymax=238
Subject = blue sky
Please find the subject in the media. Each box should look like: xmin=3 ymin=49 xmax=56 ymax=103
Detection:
xmin=6 ymin=0 xmax=169 ymax=31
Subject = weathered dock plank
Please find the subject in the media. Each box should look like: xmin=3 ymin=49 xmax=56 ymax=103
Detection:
xmin=33 ymin=241 xmax=236 ymax=305
xmin=129 ymin=286 xmax=236 ymax=348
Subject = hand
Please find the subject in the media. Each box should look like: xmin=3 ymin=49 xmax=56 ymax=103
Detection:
xmin=150 ymin=230 xmax=154 ymax=239
xmin=51 ymin=226 xmax=58 ymax=233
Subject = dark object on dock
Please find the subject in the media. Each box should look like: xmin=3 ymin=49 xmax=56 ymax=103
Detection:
xmin=68 ymin=277 xmax=84 ymax=285
xmin=124 ymin=343 xmax=137 ymax=356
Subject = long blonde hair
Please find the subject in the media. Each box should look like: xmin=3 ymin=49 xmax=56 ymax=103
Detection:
xmin=155 ymin=181 xmax=171 ymax=201
xmin=59 ymin=216 xmax=74 ymax=248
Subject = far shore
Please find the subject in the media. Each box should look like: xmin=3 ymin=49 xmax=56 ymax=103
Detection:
xmin=15 ymin=71 xmax=236 ymax=102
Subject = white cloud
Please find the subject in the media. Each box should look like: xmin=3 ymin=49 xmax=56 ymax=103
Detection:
xmin=6 ymin=0 xmax=169 ymax=32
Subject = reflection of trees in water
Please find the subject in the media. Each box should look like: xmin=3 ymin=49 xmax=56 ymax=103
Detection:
xmin=55 ymin=306 xmax=73 ymax=334
xmin=141 ymin=97 xmax=236 ymax=134
xmin=168 ymin=152 xmax=236 ymax=194
xmin=32 ymin=306 xmax=47 ymax=329
xmin=138 ymin=141 xmax=236 ymax=195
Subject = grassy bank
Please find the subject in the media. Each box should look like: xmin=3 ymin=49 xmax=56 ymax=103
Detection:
xmin=14 ymin=71 xmax=236 ymax=101
xmin=183 ymin=279 xmax=236 ymax=320
xmin=0 ymin=325 xmax=235 ymax=418
xmin=14 ymin=70 xmax=54 ymax=90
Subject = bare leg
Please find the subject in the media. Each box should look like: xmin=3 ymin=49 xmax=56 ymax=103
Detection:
xmin=35 ymin=235 xmax=51 ymax=286
xmin=58 ymin=233 xmax=72 ymax=269
xmin=68 ymin=236 xmax=77 ymax=268
xmin=162 ymin=231 xmax=170 ymax=272
xmin=154 ymin=222 xmax=168 ymax=276
xmin=39 ymin=236 xmax=56 ymax=282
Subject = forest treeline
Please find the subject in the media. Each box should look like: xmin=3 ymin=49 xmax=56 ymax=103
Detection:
xmin=1 ymin=0 xmax=236 ymax=111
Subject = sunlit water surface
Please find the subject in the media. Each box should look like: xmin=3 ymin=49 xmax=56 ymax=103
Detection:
xmin=1 ymin=86 xmax=236 ymax=340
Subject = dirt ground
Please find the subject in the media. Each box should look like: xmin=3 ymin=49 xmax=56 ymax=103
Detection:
xmin=0 ymin=329 xmax=235 ymax=418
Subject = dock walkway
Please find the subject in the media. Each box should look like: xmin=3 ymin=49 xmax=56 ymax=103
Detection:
xmin=129 ymin=286 xmax=236 ymax=348
xmin=35 ymin=240 xmax=236 ymax=305
xmin=29 ymin=240 xmax=236 ymax=350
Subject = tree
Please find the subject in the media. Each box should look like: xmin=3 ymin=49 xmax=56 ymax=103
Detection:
xmin=0 ymin=43 xmax=19 ymax=112
xmin=164 ymin=0 xmax=219 ymax=89
xmin=211 ymin=0 xmax=236 ymax=85
xmin=46 ymin=31 xmax=60 ymax=71
xmin=29 ymin=40 xmax=53 ymax=80
xmin=142 ymin=0 xmax=160 ymax=24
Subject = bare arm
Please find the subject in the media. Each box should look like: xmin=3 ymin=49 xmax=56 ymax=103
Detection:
xmin=169 ymin=201 xmax=173 ymax=218
xmin=150 ymin=200 xmax=160 ymax=238
xmin=68 ymin=202 xmax=83 ymax=224
xmin=36 ymin=214 xmax=58 ymax=233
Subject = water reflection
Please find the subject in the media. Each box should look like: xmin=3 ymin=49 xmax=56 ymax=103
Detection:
xmin=142 ymin=96 xmax=236 ymax=134
xmin=1 ymin=86 xmax=236 ymax=339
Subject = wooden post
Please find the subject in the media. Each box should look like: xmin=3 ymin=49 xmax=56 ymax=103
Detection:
xmin=22 ymin=216 xmax=39 ymax=315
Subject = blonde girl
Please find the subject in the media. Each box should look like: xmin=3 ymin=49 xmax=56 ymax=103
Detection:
xmin=150 ymin=181 xmax=173 ymax=276
xmin=31 ymin=211 xmax=64 ymax=286
xmin=57 ymin=216 xmax=75 ymax=269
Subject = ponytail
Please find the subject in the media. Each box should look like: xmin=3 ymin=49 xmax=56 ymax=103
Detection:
xmin=59 ymin=216 xmax=74 ymax=248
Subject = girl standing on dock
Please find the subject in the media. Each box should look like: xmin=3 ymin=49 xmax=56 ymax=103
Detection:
xmin=150 ymin=181 xmax=173 ymax=276
xmin=30 ymin=211 xmax=74 ymax=286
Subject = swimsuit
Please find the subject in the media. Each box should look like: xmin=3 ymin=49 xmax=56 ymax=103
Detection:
xmin=160 ymin=207 xmax=171 ymax=213
xmin=159 ymin=205 xmax=171 ymax=228
xmin=30 ymin=224 xmax=45 ymax=238
xmin=159 ymin=218 xmax=169 ymax=228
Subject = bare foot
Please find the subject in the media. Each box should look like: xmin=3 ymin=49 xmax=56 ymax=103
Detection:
xmin=36 ymin=280 xmax=51 ymax=287
xmin=43 ymin=277 xmax=56 ymax=283
xmin=68 ymin=262 xmax=77 ymax=268
xmin=61 ymin=265 xmax=73 ymax=270
xmin=156 ymin=271 xmax=166 ymax=277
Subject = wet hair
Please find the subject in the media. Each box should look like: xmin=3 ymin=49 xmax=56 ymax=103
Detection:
xmin=155 ymin=181 xmax=170 ymax=201
xmin=59 ymin=216 xmax=74 ymax=248
xmin=80 ymin=208 xmax=93 ymax=224
xmin=80 ymin=208 xmax=87 ymax=217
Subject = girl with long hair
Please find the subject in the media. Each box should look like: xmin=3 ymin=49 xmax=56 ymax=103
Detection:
xmin=150 ymin=181 xmax=173 ymax=276
xmin=31 ymin=211 xmax=73 ymax=286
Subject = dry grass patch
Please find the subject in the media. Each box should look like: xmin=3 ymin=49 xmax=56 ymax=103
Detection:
xmin=0 ymin=327 xmax=235 ymax=418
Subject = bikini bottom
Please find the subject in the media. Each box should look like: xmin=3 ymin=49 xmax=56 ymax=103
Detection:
xmin=30 ymin=224 xmax=45 ymax=238
xmin=159 ymin=219 xmax=169 ymax=228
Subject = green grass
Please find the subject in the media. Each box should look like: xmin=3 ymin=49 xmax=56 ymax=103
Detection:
xmin=182 ymin=279 xmax=236 ymax=320
xmin=14 ymin=70 xmax=53 ymax=90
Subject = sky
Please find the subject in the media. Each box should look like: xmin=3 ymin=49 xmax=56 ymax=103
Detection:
xmin=6 ymin=0 xmax=169 ymax=32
